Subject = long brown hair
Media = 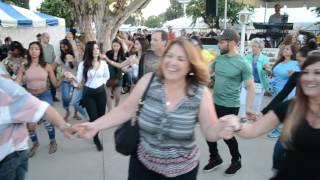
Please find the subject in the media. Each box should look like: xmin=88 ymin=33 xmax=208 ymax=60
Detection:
xmin=25 ymin=41 xmax=46 ymax=69
xmin=156 ymin=38 xmax=210 ymax=86
xmin=273 ymin=44 xmax=297 ymax=70
xmin=83 ymin=41 xmax=99 ymax=83
xmin=280 ymin=53 xmax=320 ymax=149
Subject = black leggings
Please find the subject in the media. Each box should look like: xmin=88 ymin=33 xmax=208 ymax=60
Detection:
xmin=128 ymin=155 xmax=199 ymax=180
xmin=82 ymin=85 xmax=106 ymax=143
xmin=206 ymin=104 xmax=241 ymax=161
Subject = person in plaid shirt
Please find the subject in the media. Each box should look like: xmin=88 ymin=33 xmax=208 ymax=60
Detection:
xmin=0 ymin=76 xmax=76 ymax=180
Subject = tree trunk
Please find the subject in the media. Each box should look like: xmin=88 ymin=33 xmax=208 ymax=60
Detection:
xmin=69 ymin=0 xmax=94 ymax=42
xmin=94 ymin=0 xmax=152 ymax=51
xmin=69 ymin=0 xmax=152 ymax=51
xmin=81 ymin=15 xmax=94 ymax=42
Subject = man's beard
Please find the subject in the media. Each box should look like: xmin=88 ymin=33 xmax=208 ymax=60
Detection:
xmin=220 ymin=47 xmax=229 ymax=55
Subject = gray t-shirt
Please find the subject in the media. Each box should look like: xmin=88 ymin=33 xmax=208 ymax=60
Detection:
xmin=42 ymin=43 xmax=55 ymax=64
xmin=268 ymin=14 xmax=282 ymax=24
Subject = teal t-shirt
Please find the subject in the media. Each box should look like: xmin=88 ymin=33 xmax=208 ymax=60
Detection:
xmin=212 ymin=54 xmax=252 ymax=107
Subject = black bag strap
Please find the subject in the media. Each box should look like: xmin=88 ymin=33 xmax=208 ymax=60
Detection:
xmin=141 ymin=73 xmax=155 ymax=101
xmin=132 ymin=73 xmax=155 ymax=124
xmin=137 ymin=73 xmax=155 ymax=112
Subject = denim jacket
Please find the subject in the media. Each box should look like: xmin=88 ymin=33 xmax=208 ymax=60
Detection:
xmin=245 ymin=53 xmax=270 ymax=90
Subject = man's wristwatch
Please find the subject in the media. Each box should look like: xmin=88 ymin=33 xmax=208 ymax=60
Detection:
xmin=59 ymin=123 xmax=71 ymax=132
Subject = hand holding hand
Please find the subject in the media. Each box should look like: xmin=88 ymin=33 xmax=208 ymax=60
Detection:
xmin=60 ymin=123 xmax=81 ymax=139
xmin=77 ymin=122 xmax=99 ymax=139
xmin=219 ymin=115 xmax=242 ymax=139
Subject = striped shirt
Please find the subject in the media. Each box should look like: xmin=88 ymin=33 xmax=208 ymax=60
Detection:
xmin=137 ymin=76 xmax=203 ymax=177
xmin=0 ymin=77 xmax=49 ymax=161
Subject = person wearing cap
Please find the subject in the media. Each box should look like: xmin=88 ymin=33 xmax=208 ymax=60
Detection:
xmin=203 ymin=29 xmax=255 ymax=176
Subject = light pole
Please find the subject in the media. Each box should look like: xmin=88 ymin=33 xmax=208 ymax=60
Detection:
xmin=177 ymin=0 xmax=190 ymax=17
xmin=224 ymin=0 xmax=227 ymax=29
xmin=238 ymin=7 xmax=252 ymax=56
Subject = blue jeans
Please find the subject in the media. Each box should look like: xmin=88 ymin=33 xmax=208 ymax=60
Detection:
xmin=30 ymin=90 xmax=55 ymax=144
xmin=72 ymin=88 xmax=88 ymax=119
xmin=124 ymin=71 xmax=134 ymax=87
xmin=60 ymin=80 xmax=74 ymax=109
xmin=0 ymin=151 xmax=28 ymax=180
xmin=273 ymin=139 xmax=284 ymax=170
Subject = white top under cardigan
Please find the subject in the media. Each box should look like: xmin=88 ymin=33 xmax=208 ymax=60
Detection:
xmin=76 ymin=60 xmax=110 ymax=88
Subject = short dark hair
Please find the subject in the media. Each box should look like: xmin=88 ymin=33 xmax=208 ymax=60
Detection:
xmin=4 ymin=36 xmax=12 ymax=42
xmin=9 ymin=41 xmax=25 ymax=56
xmin=153 ymin=30 xmax=168 ymax=42
xmin=36 ymin=33 xmax=42 ymax=38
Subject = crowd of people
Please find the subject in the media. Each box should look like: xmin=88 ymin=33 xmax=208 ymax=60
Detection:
xmin=0 ymin=24 xmax=320 ymax=180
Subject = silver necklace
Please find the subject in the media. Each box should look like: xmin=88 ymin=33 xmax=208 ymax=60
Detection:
xmin=163 ymin=83 xmax=185 ymax=107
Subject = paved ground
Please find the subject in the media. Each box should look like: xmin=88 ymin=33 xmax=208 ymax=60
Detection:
xmin=26 ymin=94 xmax=275 ymax=180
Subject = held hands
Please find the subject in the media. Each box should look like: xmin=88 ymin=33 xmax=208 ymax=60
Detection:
xmin=73 ymin=122 xmax=100 ymax=139
xmin=60 ymin=123 xmax=82 ymax=139
xmin=218 ymin=115 xmax=242 ymax=139
xmin=59 ymin=122 xmax=99 ymax=140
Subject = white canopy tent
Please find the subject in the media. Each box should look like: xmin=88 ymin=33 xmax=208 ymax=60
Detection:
xmin=162 ymin=17 xmax=208 ymax=29
xmin=119 ymin=25 xmax=149 ymax=32
xmin=0 ymin=2 xmax=65 ymax=52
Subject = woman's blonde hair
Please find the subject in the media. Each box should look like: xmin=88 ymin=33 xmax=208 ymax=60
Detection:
xmin=156 ymin=38 xmax=210 ymax=86
xmin=280 ymin=53 xmax=320 ymax=148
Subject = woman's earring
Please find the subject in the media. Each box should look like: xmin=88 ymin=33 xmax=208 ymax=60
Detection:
xmin=188 ymin=72 xmax=194 ymax=76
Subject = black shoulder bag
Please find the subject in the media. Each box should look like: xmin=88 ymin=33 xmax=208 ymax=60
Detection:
xmin=114 ymin=73 xmax=155 ymax=156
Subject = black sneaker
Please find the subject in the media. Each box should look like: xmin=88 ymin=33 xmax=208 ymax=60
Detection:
xmin=224 ymin=160 xmax=241 ymax=176
xmin=203 ymin=157 xmax=223 ymax=172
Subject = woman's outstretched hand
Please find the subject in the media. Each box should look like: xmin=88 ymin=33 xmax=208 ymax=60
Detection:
xmin=75 ymin=122 xmax=100 ymax=139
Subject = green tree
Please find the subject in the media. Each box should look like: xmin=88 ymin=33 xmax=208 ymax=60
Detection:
xmin=124 ymin=11 xmax=144 ymax=26
xmin=186 ymin=0 xmax=253 ymax=29
xmin=125 ymin=16 xmax=137 ymax=25
xmin=68 ymin=0 xmax=152 ymax=51
xmin=164 ymin=0 xmax=184 ymax=21
xmin=144 ymin=15 xmax=162 ymax=28
xmin=2 ymin=0 xmax=29 ymax=9
xmin=39 ymin=0 xmax=74 ymax=28
xmin=314 ymin=7 xmax=320 ymax=17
